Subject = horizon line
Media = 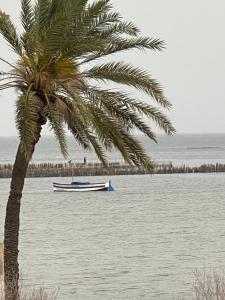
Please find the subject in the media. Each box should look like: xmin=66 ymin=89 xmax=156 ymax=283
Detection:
xmin=1 ymin=132 xmax=225 ymax=138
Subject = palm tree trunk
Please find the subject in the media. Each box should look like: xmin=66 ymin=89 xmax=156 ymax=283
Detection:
xmin=4 ymin=123 xmax=44 ymax=300
xmin=4 ymin=144 xmax=29 ymax=300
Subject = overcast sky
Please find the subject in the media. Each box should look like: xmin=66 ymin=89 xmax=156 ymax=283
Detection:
xmin=0 ymin=0 xmax=225 ymax=136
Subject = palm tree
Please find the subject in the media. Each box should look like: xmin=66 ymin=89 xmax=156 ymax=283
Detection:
xmin=0 ymin=0 xmax=175 ymax=298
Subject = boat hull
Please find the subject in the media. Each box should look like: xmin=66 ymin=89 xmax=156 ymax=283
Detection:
xmin=53 ymin=181 xmax=113 ymax=192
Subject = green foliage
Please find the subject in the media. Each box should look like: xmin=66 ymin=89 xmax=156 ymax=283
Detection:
xmin=44 ymin=96 xmax=69 ymax=159
xmin=0 ymin=11 xmax=22 ymax=55
xmin=16 ymin=87 xmax=41 ymax=159
xmin=0 ymin=0 xmax=175 ymax=171
xmin=86 ymin=62 xmax=171 ymax=108
xmin=21 ymin=0 xmax=34 ymax=32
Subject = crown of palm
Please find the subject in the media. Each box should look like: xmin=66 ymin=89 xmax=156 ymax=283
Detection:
xmin=0 ymin=0 xmax=175 ymax=171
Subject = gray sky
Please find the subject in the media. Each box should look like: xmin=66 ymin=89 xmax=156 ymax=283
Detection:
xmin=0 ymin=0 xmax=225 ymax=136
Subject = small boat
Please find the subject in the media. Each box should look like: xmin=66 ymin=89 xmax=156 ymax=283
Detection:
xmin=53 ymin=180 xmax=114 ymax=192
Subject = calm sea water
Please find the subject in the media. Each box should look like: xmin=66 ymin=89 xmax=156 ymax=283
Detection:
xmin=1 ymin=133 xmax=225 ymax=166
xmin=1 ymin=134 xmax=225 ymax=299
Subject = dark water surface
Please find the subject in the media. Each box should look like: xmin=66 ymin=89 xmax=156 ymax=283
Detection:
xmin=1 ymin=173 xmax=225 ymax=299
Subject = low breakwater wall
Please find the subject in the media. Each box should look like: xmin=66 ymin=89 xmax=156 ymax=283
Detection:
xmin=0 ymin=162 xmax=225 ymax=178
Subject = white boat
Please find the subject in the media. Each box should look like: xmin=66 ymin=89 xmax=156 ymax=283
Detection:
xmin=53 ymin=180 xmax=114 ymax=192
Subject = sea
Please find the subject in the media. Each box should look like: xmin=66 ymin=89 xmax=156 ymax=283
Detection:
xmin=0 ymin=133 xmax=225 ymax=299
xmin=1 ymin=133 xmax=225 ymax=166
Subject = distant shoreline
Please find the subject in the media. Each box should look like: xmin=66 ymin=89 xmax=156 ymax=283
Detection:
xmin=1 ymin=162 xmax=225 ymax=178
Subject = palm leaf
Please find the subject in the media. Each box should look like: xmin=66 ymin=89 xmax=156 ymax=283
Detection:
xmin=85 ymin=102 xmax=155 ymax=171
xmin=44 ymin=0 xmax=108 ymax=57
xmin=84 ymin=104 xmax=132 ymax=162
xmin=120 ymin=132 xmax=155 ymax=172
xmin=56 ymin=94 xmax=109 ymax=166
xmin=82 ymin=0 xmax=111 ymax=23
xmin=20 ymin=0 xmax=34 ymax=32
xmin=43 ymin=93 xmax=68 ymax=158
xmin=0 ymin=11 xmax=22 ymax=55
xmin=34 ymin=0 xmax=51 ymax=38
xmin=84 ymin=131 xmax=109 ymax=167
xmin=85 ymin=62 xmax=171 ymax=108
xmin=89 ymin=11 xmax=121 ymax=30
xmin=16 ymin=87 xmax=40 ymax=159
xmin=84 ymin=87 xmax=175 ymax=135
xmin=82 ymin=37 xmax=164 ymax=64
xmin=49 ymin=0 xmax=88 ymax=18
xmin=84 ymin=88 xmax=158 ymax=141
xmin=56 ymin=96 xmax=92 ymax=150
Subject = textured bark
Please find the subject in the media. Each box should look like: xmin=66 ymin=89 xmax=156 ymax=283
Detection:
xmin=4 ymin=144 xmax=28 ymax=300
xmin=4 ymin=124 xmax=43 ymax=300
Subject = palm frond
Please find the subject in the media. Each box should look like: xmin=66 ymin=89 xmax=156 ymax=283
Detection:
xmin=34 ymin=0 xmax=51 ymax=38
xmin=56 ymin=96 xmax=92 ymax=150
xmin=99 ymin=21 xmax=140 ymax=37
xmin=84 ymin=87 xmax=175 ymax=135
xmin=59 ymin=82 xmax=116 ymax=151
xmin=0 ymin=11 xmax=22 ymax=55
xmin=49 ymin=0 xmax=88 ymax=19
xmin=111 ymin=37 xmax=165 ymax=52
xmin=83 ymin=0 xmax=111 ymax=22
xmin=82 ymin=37 xmax=164 ymax=64
xmin=84 ymin=87 xmax=158 ymax=141
xmin=84 ymin=104 xmax=132 ymax=162
xmin=44 ymin=17 xmax=72 ymax=56
xmin=120 ymin=132 xmax=155 ymax=172
xmin=56 ymin=94 xmax=109 ymax=166
xmin=16 ymin=87 xmax=40 ymax=159
xmin=89 ymin=11 xmax=121 ymax=31
xmin=84 ymin=102 xmax=154 ymax=171
xmin=21 ymin=0 xmax=34 ymax=32
xmin=43 ymin=93 xmax=68 ymax=158
xmin=84 ymin=131 xmax=109 ymax=167
xmin=85 ymin=62 xmax=171 ymax=108
xmin=44 ymin=0 xmax=108 ymax=57
xmin=63 ymin=0 xmax=111 ymax=44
